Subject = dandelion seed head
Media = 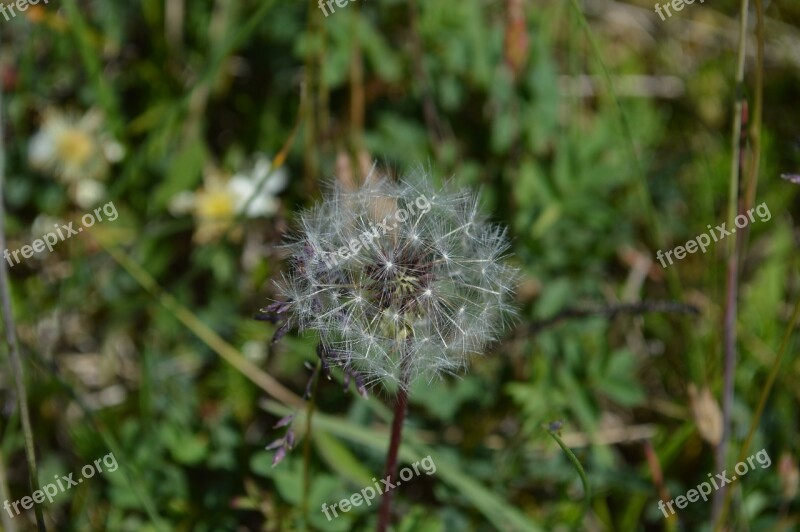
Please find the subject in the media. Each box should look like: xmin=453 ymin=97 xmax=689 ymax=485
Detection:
xmin=274 ymin=168 xmax=518 ymax=390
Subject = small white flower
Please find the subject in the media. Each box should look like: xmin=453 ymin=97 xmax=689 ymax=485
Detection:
xmin=174 ymin=155 xmax=288 ymax=243
xmin=230 ymin=154 xmax=288 ymax=217
xmin=102 ymin=138 xmax=126 ymax=163
xmin=28 ymin=130 xmax=57 ymax=169
xmin=28 ymin=108 xmax=111 ymax=184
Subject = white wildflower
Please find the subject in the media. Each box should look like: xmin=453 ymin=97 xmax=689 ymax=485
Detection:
xmin=170 ymin=154 xmax=288 ymax=243
xmin=28 ymin=108 xmax=121 ymax=207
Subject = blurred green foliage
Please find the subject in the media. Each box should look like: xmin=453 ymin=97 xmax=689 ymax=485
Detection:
xmin=0 ymin=0 xmax=799 ymax=530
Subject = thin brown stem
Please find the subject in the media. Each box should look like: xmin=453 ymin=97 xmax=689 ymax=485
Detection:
xmin=714 ymin=296 xmax=800 ymax=531
xmin=715 ymin=238 xmax=739 ymax=519
xmin=525 ymin=300 xmax=699 ymax=335
xmin=713 ymin=0 xmax=750 ymax=519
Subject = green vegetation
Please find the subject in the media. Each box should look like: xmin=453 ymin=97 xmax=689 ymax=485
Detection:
xmin=0 ymin=0 xmax=798 ymax=530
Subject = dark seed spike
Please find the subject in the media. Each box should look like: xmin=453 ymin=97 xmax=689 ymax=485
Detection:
xmin=271 ymin=322 xmax=290 ymax=345
xmin=273 ymin=414 xmax=294 ymax=428
xmin=265 ymin=438 xmax=284 ymax=451
xmin=317 ymin=343 xmax=332 ymax=379
xmin=303 ymin=364 xmax=319 ymax=400
xmin=272 ymin=446 xmax=287 ymax=467
xmin=254 ymin=312 xmax=280 ymax=322
xmin=258 ymin=300 xmax=293 ymax=323
xmin=355 ymin=373 xmax=368 ymax=398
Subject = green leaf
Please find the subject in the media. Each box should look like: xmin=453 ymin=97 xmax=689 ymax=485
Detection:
xmin=595 ymin=351 xmax=645 ymax=406
xmin=160 ymin=425 xmax=208 ymax=465
xmin=313 ymin=430 xmax=375 ymax=487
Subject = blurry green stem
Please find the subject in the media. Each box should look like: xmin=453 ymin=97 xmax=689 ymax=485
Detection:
xmin=714 ymin=295 xmax=800 ymax=531
xmin=548 ymin=428 xmax=590 ymax=525
xmin=301 ymin=361 xmax=321 ymax=527
xmin=0 ymin=65 xmax=46 ymax=532
xmin=567 ymin=0 xmax=667 ymax=272
xmin=743 ymin=0 xmax=764 ymax=216
xmin=0 ymin=448 xmax=17 ymax=532
xmin=61 ymin=0 xmax=124 ymax=139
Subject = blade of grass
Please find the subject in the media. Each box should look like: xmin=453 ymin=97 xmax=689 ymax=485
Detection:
xmin=566 ymin=0 xmax=667 ymax=274
xmin=91 ymin=236 xmax=304 ymax=408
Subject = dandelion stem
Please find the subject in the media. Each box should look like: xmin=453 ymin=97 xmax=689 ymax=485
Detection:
xmin=376 ymin=376 xmax=409 ymax=532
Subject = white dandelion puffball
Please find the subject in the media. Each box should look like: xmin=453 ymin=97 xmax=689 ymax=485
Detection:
xmin=275 ymin=170 xmax=519 ymax=391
